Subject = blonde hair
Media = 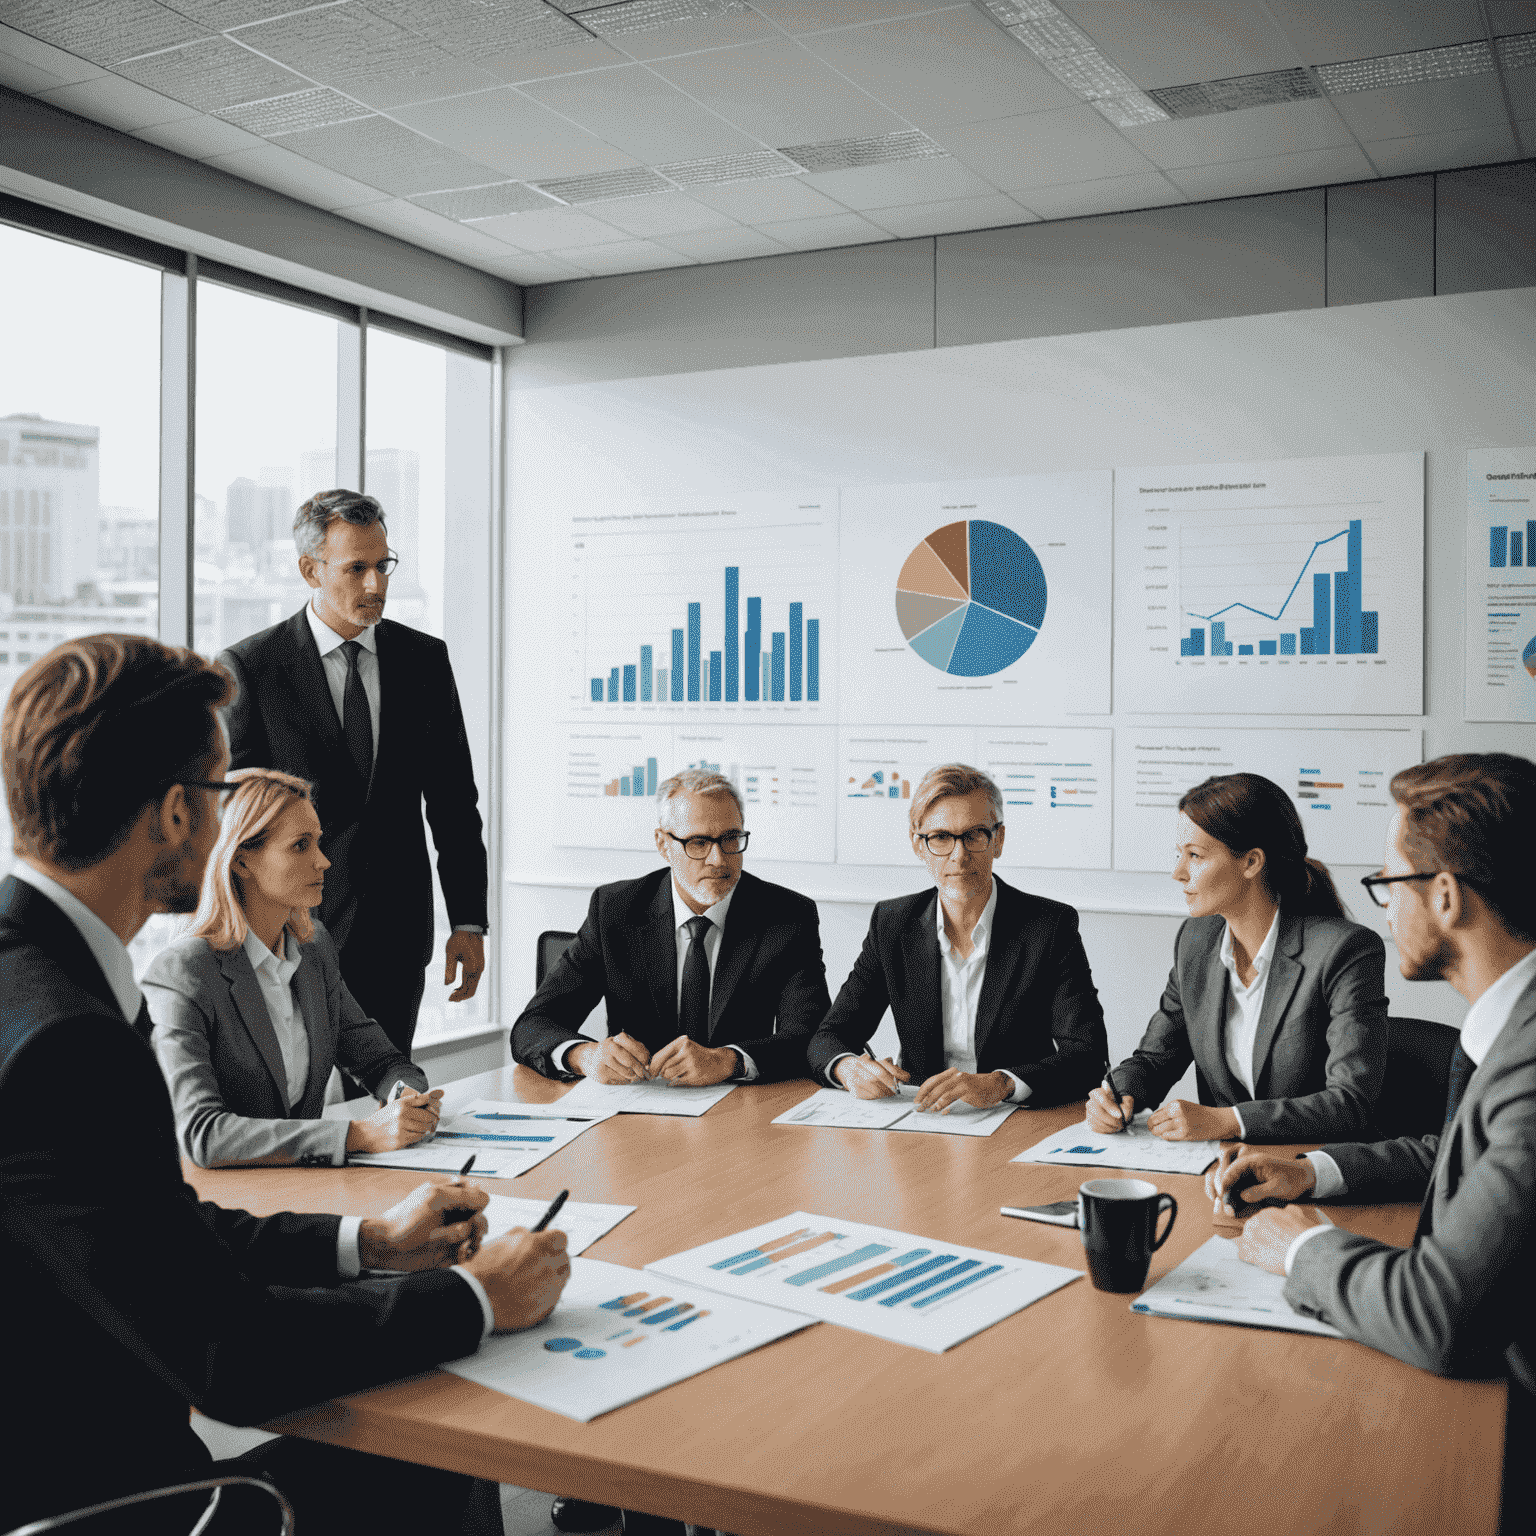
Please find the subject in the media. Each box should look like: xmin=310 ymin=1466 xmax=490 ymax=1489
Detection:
xmin=187 ymin=768 xmax=318 ymax=951
xmin=909 ymin=763 xmax=1004 ymax=833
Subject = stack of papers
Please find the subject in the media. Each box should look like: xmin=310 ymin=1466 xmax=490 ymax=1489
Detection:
xmin=349 ymin=1098 xmax=612 ymax=1177
xmin=1132 ymin=1235 xmax=1342 ymax=1337
xmin=556 ymin=1076 xmax=736 ymax=1118
xmin=773 ymin=1086 xmax=1017 ymax=1137
xmin=1011 ymin=1112 xmax=1221 ymax=1175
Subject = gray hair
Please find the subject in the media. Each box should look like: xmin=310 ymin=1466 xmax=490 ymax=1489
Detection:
xmin=909 ymin=763 xmax=1004 ymax=831
xmin=655 ymin=768 xmax=745 ymax=830
xmin=293 ymin=488 xmax=387 ymax=559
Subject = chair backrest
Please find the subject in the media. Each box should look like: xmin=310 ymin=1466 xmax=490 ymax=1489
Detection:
xmin=536 ymin=930 xmax=578 ymax=988
xmin=1376 ymin=1015 xmax=1459 ymax=1140
xmin=5 ymin=1475 xmax=293 ymax=1536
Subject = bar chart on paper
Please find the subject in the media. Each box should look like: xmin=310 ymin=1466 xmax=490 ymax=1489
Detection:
xmin=568 ymin=492 xmax=836 ymax=718
xmin=1114 ymin=453 xmax=1423 ymax=715
xmin=1465 ymin=447 xmax=1536 ymax=723
xmin=647 ymin=1212 xmax=1080 ymax=1353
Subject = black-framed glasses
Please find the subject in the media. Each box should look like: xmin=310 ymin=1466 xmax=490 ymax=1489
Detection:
xmin=664 ymin=830 xmax=750 ymax=860
xmin=915 ymin=822 xmax=1002 ymax=855
xmin=1359 ymin=871 xmax=1439 ymax=909
xmin=314 ymin=551 xmax=399 ymax=577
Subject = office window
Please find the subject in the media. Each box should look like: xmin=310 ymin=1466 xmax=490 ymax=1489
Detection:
xmin=0 ymin=222 xmax=160 ymax=870
xmin=194 ymin=281 xmax=346 ymax=658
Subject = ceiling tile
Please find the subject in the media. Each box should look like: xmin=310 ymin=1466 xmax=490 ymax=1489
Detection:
xmin=390 ymin=87 xmax=637 ymax=181
xmin=928 ymin=104 xmax=1154 ymax=191
xmin=801 ymin=155 xmax=998 ymax=210
xmin=799 ymin=6 xmax=1079 ymax=130
xmin=1260 ymin=1 xmax=1483 ymax=65
xmin=753 ymin=210 xmax=892 ymax=249
xmin=0 ymin=0 xmax=205 ymax=67
xmin=365 ymin=0 xmax=591 ymax=58
xmin=35 ymin=74 xmax=199 ymax=130
xmin=595 ymin=8 xmax=779 ymax=65
xmin=1056 ymin=2 xmax=1300 ymax=90
xmin=1164 ymin=142 xmax=1374 ymax=198
xmin=1489 ymin=1 xmax=1536 ymax=33
xmin=866 ymin=192 xmax=1035 ymax=237
xmin=0 ymin=47 xmax=74 ymax=93
xmin=654 ymin=224 xmax=788 ymax=260
xmin=0 ymin=23 xmax=103 ymax=87
xmin=477 ymin=35 xmax=627 ymax=85
xmin=1015 ymin=170 xmax=1185 ymax=218
xmin=748 ymin=1 xmax=945 ymax=31
xmin=1362 ymin=123 xmax=1520 ymax=176
xmin=479 ymin=251 xmax=588 ymax=282
xmin=258 ymin=116 xmax=501 ymax=196
xmin=1506 ymin=68 xmax=1536 ymax=122
xmin=206 ymin=139 xmax=392 ymax=205
xmin=1120 ymin=97 xmax=1355 ymax=169
xmin=1329 ymin=76 xmax=1513 ymax=141
xmin=519 ymin=63 xmax=758 ymax=163
xmin=134 ymin=112 xmax=267 ymax=157
xmin=162 ymin=1 xmax=337 ymax=25
xmin=114 ymin=34 xmax=308 ymax=113
xmin=556 ymin=239 xmax=696 ymax=274
xmin=471 ymin=207 xmax=632 ymax=250
xmin=232 ymin=5 xmax=503 ymax=109
xmin=216 ymin=87 xmax=372 ymax=137
xmin=412 ymin=182 xmax=557 ymax=218
xmin=590 ymin=190 xmax=739 ymax=236
xmin=648 ymin=38 xmax=906 ymax=144
xmin=685 ymin=173 xmax=844 ymax=220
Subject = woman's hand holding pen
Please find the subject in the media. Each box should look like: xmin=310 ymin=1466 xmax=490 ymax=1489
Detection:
xmin=346 ymin=1087 xmax=443 ymax=1153
xmin=1086 ymin=1082 xmax=1135 ymax=1134
xmin=833 ymin=1048 xmax=910 ymax=1099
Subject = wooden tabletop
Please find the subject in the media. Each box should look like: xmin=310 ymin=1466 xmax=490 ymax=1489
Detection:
xmin=188 ymin=1069 xmax=1505 ymax=1536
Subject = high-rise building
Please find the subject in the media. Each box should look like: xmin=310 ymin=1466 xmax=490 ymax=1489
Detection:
xmin=0 ymin=413 xmax=100 ymax=603
xmin=225 ymin=475 xmax=291 ymax=547
xmin=365 ymin=447 xmax=419 ymax=559
xmin=297 ymin=447 xmax=335 ymax=508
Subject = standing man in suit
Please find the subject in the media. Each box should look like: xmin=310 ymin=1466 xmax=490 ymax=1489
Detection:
xmin=513 ymin=768 xmax=830 ymax=1086
xmin=219 ymin=489 xmax=487 ymax=1058
xmin=807 ymin=764 xmax=1108 ymax=1110
xmin=0 ymin=634 xmax=568 ymax=1533
xmin=1211 ymin=753 xmax=1536 ymax=1534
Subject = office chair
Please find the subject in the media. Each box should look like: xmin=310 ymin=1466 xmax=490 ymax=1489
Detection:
xmin=5 ymin=1475 xmax=293 ymax=1536
xmin=1376 ymin=1015 xmax=1459 ymax=1139
xmin=536 ymin=930 xmax=578 ymax=987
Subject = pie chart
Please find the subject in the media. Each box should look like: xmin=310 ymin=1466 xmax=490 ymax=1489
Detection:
xmin=895 ymin=519 xmax=1047 ymax=676
xmin=1525 ymin=634 xmax=1536 ymax=680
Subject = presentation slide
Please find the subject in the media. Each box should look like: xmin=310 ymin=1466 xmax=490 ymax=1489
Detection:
xmin=1113 ymin=727 xmax=1421 ymax=872
xmin=566 ymin=490 xmax=837 ymax=721
xmin=839 ymin=471 xmax=1111 ymax=724
xmin=1114 ymin=453 xmax=1423 ymax=716
xmin=1464 ymin=446 xmax=1536 ymax=722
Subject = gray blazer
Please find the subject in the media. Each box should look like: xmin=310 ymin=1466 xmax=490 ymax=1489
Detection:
xmin=1286 ymin=973 xmax=1536 ymax=1394
xmin=145 ymin=921 xmax=428 ymax=1169
xmin=1112 ymin=911 xmax=1387 ymax=1142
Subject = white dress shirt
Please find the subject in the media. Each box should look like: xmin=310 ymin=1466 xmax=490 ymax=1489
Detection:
xmin=1217 ymin=908 xmax=1282 ymax=1139
xmin=243 ymin=927 xmax=308 ymax=1110
xmin=1288 ymin=945 xmax=1536 ymax=1274
xmin=305 ymin=601 xmax=380 ymax=760
xmin=553 ymin=880 xmax=758 ymax=1078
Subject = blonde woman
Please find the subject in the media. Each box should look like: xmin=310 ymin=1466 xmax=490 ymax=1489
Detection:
xmin=145 ymin=767 xmax=443 ymax=1168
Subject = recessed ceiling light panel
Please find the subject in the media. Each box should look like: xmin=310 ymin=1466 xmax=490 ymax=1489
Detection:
xmin=658 ymin=151 xmax=804 ymax=187
xmin=575 ymin=0 xmax=748 ymax=37
xmin=216 ymin=87 xmax=374 ymax=136
xmin=535 ymin=167 xmax=674 ymax=203
xmin=1006 ymin=13 xmax=1095 ymax=60
xmin=1094 ymin=93 xmax=1173 ymax=128
xmin=1032 ymin=46 xmax=1142 ymax=98
xmin=1497 ymin=31 xmax=1536 ymax=71
xmin=1315 ymin=40 xmax=1492 ymax=93
xmin=2 ymin=0 xmax=205 ymax=67
xmin=778 ymin=131 xmax=947 ymax=173
xmin=1149 ymin=67 xmax=1321 ymax=118
xmin=409 ymin=182 xmax=558 ymax=220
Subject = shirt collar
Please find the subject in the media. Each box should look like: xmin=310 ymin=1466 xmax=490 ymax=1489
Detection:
xmin=671 ymin=878 xmax=736 ymax=935
xmin=1219 ymin=907 xmax=1282 ymax=982
xmin=935 ymin=877 xmax=997 ymax=956
xmin=11 ymin=863 xmax=144 ymax=1023
xmin=306 ymin=601 xmax=377 ymax=658
xmin=1460 ymin=946 xmax=1536 ymax=1066
xmin=242 ymin=925 xmax=301 ymax=984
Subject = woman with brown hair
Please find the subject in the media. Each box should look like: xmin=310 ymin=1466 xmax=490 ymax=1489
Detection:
xmin=1087 ymin=771 xmax=1388 ymax=1143
xmin=145 ymin=767 xmax=442 ymax=1167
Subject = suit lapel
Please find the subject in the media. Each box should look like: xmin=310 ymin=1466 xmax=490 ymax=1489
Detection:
xmin=909 ymin=891 xmax=945 ymax=1078
xmin=708 ymin=875 xmax=761 ymax=1039
xmin=0 ymin=877 xmax=122 ymax=1019
xmin=278 ymin=608 xmax=358 ymax=792
xmin=291 ymin=945 xmax=332 ymax=1113
xmin=640 ymin=876 xmax=679 ymax=1034
xmin=1186 ymin=920 xmax=1247 ymax=1105
xmin=218 ymin=943 xmax=289 ymax=1106
xmin=973 ymin=878 xmax=1020 ymax=1065
xmin=1249 ymin=912 xmax=1304 ymax=1097
xmin=366 ymin=621 xmax=394 ymax=805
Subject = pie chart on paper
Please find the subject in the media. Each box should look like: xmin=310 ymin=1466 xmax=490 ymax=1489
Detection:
xmin=895 ymin=519 xmax=1048 ymax=677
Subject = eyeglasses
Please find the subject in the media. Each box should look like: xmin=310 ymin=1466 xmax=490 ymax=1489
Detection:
xmin=664 ymin=830 xmax=750 ymax=859
xmin=1359 ymin=871 xmax=1440 ymax=908
xmin=915 ymin=823 xmax=1002 ymax=855
xmin=314 ymin=551 xmax=399 ymax=577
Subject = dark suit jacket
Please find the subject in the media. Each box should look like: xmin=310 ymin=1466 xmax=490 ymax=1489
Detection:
xmin=1286 ymin=971 xmax=1536 ymax=1396
xmin=804 ymin=877 xmax=1109 ymax=1105
xmin=145 ymin=921 xmax=428 ymax=1168
xmin=511 ymin=869 xmax=829 ymax=1083
xmin=0 ymin=878 xmax=483 ymax=1529
xmin=1112 ymin=911 xmax=1388 ymax=1142
xmin=219 ymin=609 xmax=487 ymax=960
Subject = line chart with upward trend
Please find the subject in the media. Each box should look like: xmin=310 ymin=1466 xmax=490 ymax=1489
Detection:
xmin=1114 ymin=453 xmax=1424 ymax=716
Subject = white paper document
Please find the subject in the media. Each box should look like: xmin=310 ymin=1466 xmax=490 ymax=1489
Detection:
xmin=1132 ymin=1234 xmax=1342 ymax=1337
xmin=556 ymin=1076 xmax=736 ymax=1118
xmin=1011 ymin=1113 xmax=1220 ymax=1176
xmin=772 ymin=1087 xmax=1016 ymax=1137
xmin=480 ymin=1195 xmax=636 ymax=1256
xmin=349 ymin=1104 xmax=604 ymax=1178
xmin=647 ymin=1211 xmax=1080 ymax=1354
xmin=1463 ymin=446 xmax=1536 ymax=722
xmin=442 ymin=1257 xmax=814 ymax=1422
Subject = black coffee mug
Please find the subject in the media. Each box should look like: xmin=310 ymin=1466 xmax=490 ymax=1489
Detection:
xmin=1078 ymin=1178 xmax=1177 ymax=1293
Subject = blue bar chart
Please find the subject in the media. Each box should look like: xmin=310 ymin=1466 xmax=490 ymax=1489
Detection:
xmin=1465 ymin=448 xmax=1536 ymax=723
xmin=1488 ymin=520 xmax=1534 ymax=567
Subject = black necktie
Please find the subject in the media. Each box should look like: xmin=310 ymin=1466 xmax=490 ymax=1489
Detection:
xmin=679 ymin=915 xmax=712 ymax=1043
xmin=1444 ymin=1041 xmax=1475 ymax=1127
xmin=132 ymin=997 xmax=153 ymax=1042
xmin=341 ymin=640 xmax=374 ymax=788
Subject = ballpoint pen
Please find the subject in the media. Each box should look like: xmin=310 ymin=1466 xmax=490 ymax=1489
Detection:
xmin=532 ymin=1189 xmax=569 ymax=1232
xmin=1103 ymin=1068 xmax=1127 ymax=1132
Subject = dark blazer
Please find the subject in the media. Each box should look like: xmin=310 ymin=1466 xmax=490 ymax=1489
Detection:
xmin=0 ymin=877 xmax=483 ymax=1530
xmin=511 ymin=869 xmax=829 ymax=1083
xmin=1286 ymin=970 xmax=1536 ymax=1398
xmin=1112 ymin=911 xmax=1388 ymax=1142
xmin=145 ymin=921 xmax=428 ymax=1168
xmin=804 ymin=877 xmax=1109 ymax=1105
xmin=219 ymin=609 xmax=487 ymax=960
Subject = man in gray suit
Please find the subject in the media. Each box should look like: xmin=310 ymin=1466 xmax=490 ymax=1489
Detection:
xmin=1210 ymin=752 xmax=1536 ymax=1534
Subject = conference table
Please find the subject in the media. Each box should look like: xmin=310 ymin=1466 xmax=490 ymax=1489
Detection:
xmin=188 ymin=1067 xmax=1505 ymax=1536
